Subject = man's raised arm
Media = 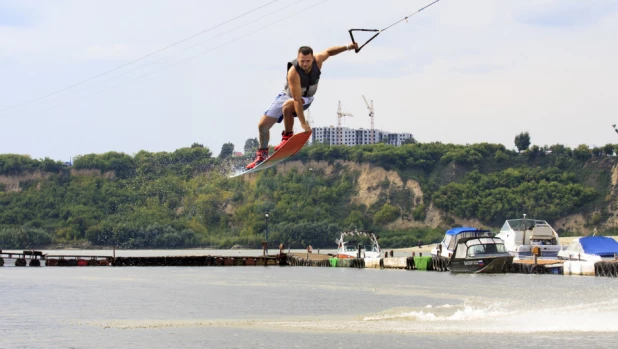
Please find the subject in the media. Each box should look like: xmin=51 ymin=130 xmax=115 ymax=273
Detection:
xmin=315 ymin=43 xmax=358 ymax=64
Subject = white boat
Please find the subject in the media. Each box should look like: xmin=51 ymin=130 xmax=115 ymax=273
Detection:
xmin=335 ymin=230 xmax=382 ymax=259
xmin=431 ymin=227 xmax=493 ymax=258
xmin=558 ymin=236 xmax=618 ymax=262
xmin=495 ymin=216 xmax=561 ymax=260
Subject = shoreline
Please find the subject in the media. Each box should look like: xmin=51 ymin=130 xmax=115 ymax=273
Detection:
xmin=12 ymin=236 xmax=618 ymax=253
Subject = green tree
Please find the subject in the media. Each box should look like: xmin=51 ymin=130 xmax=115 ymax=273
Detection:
xmin=549 ymin=144 xmax=568 ymax=156
xmin=343 ymin=210 xmax=365 ymax=229
xmin=433 ymin=167 xmax=596 ymax=224
xmin=591 ymin=147 xmax=603 ymax=157
xmin=373 ymin=203 xmax=400 ymax=225
xmin=603 ymin=144 xmax=614 ymax=156
xmin=514 ymin=132 xmax=531 ymax=153
xmin=412 ymin=204 xmax=426 ymax=221
xmin=572 ymin=144 xmax=591 ymax=161
xmin=0 ymin=226 xmax=53 ymax=248
xmin=244 ymin=138 xmax=259 ymax=155
xmin=527 ymin=145 xmax=541 ymax=159
xmin=74 ymin=151 xmax=135 ymax=179
xmin=218 ymin=143 xmax=234 ymax=159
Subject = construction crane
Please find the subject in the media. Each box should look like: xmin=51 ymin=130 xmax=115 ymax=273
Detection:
xmin=362 ymin=95 xmax=375 ymax=144
xmin=337 ymin=101 xmax=353 ymax=145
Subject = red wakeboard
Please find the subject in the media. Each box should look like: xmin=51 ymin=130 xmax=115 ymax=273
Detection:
xmin=230 ymin=131 xmax=312 ymax=177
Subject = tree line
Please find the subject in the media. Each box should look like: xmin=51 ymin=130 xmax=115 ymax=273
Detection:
xmin=0 ymin=134 xmax=613 ymax=249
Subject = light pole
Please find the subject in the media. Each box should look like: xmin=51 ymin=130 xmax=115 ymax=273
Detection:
xmin=265 ymin=213 xmax=269 ymax=242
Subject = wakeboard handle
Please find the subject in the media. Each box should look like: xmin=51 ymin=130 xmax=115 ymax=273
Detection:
xmin=348 ymin=29 xmax=380 ymax=53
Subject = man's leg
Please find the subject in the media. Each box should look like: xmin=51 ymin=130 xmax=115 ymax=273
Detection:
xmin=258 ymin=114 xmax=278 ymax=149
xmin=247 ymin=114 xmax=278 ymax=170
xmin=273 ymin=100 xmax=297 ymax=151
xmin=281 ymin=99 xmax=295 ymax=133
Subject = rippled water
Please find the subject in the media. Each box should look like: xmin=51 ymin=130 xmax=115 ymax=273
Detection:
xmin=1 ymin=251 xmax=617 ymax=348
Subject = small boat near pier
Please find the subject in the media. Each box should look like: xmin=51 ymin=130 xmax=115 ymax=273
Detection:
xmin=495 ymin=216 xmax=562 ymax=260
xmin=449 ymin=237 xmax=514 ymax=274
xmin=335 ymin=230 xmax=382 ymax=259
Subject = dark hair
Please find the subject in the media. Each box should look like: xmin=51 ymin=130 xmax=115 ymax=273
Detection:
xmin=298 ymin=46 xmax=313 ymax=55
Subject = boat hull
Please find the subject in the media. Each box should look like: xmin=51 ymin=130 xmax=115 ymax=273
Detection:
xmin=511 ymin=246 xmax=561 ymax=259
xmin=450 ymin=256 xmax=514 ymax=274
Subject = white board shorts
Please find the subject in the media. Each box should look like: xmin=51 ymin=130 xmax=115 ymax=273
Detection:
xmin=264 ymin=91 xmax=314 ymax=123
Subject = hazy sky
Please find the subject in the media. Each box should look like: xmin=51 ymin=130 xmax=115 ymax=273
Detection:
xmin=1 ymin=0 xmax=617 ymax=161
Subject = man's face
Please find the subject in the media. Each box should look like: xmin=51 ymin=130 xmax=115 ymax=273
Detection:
xmin=297 ymin=53 xmax=314 ymax=72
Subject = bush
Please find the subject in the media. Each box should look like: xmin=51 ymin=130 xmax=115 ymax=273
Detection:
xmin=0 ymin=226 xmax=53 ymax=248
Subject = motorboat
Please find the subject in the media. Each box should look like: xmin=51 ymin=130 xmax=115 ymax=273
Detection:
xmin=449 ymin=237 xmax=514 ymax=274
xmin=431 ymin=227 xmax=493 ymax=258
xmin=335 ymin=230 xmax=382 ymax=259
xmin=558 ymin=236 xmax=618 ymax=262
xmin=495 ymin=216 xmax=561 ymax=260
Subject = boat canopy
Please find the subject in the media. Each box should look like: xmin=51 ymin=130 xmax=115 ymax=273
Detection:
xmin=443 ymin=227 xmax=492 ymax=252
xmin=454 ymin=237 xmax=507 ymax=258
xmin=336 ymin=230 xmax=381 ymax=255
xmin=579 ymin=236 xmax=618 ymax=257
xmin=501 ymin=219 xmax=553 ymax=233
xmin=446 ymin=227 xmax=491 ymax=236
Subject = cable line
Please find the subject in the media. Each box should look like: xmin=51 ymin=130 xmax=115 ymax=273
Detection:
xmin=0 ymin=0 xmax=280 ymax=113
xmin=12 ymin=0 xmax=329 ymax=115
xmin=381 ymin=0 xmax=440 ymax=32
xmin=31 ymin=0 xmax=307 ymax=102
xmin=349 ymin=0 xmax=440 ymax=53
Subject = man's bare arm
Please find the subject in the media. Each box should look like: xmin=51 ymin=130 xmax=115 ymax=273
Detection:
xmin=288 ymin=68 xmax=311 ymax=132
xmin=315 ymin=43 xmax=357 ymax=65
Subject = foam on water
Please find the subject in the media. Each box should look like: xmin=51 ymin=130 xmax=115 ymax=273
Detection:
xmin=87 ymin=298 xmax=618 ymax=334
xmin=362 ymin=303 xmax=507 ymax=322
xmin=264 ymin=299 xmax=618 ymax=334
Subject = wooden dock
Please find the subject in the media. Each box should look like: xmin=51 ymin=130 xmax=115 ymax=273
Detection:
xmin=0 ymin=250 xmax=44 ymax=266
xmin=4 ymin=249 xmax=618 ymax=278
xmin=111 ymin=255 xmax=284 ymax=267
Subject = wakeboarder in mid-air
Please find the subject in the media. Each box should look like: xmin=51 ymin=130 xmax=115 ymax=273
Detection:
xmin=246 ymin=43 xmax=358 ymax=170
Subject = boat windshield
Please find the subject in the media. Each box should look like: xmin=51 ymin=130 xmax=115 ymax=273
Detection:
xmin=467 ymin=242 xmax=507 ymax=257
xmin=364 ymin=245 xmax=378 ymax=252
xmin=344 ymin=244 xmax=358 ymax=252
xmin=504 ymin=219 xmax=549 ymax=232
xmin=566 ymin=241 xmax=584 ymax=253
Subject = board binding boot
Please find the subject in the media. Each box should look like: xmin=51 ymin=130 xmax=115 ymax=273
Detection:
xmin=246 ymin=148 xmax=269 ymax=170
xmin=274 ymin=131 xmax=294 ymax=152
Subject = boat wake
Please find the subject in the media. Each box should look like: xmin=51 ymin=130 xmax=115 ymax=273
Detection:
xmin=361 ymin=303 xmax=508 ymax=322
xmin=83 ymin=299 xmax=618 ymax=334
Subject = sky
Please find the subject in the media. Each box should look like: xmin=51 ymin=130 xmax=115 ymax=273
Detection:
xmin=1 ymin=0 xmax=617 ymax=161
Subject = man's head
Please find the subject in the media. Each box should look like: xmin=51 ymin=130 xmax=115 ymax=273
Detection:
xmin=297 ymin=46 xmax=314 ymax=72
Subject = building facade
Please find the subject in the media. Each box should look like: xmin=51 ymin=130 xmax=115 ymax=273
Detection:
xmin=311 ymin=126 xmax=413 ymax=146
